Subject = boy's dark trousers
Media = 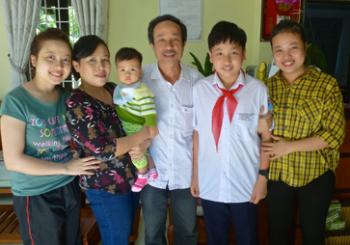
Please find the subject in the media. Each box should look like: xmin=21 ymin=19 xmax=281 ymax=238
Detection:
xmin=201 ymin=199 xmax=258 ymax=245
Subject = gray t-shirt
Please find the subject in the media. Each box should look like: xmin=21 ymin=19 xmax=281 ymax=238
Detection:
xmin=0 ymin=86 xmax=74 ymax=196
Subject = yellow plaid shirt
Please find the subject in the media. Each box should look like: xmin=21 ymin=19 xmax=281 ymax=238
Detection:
xmin=265 ymin=67 xmax=345 ymax=187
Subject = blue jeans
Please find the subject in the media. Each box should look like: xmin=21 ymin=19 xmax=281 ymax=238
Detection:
xmin=140 ymin=185 xmax=197 ymax=245
xmin=85 ymin=189 xmax=139 ymax=245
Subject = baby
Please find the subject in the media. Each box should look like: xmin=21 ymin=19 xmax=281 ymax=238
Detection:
xmin=113 ymin=47 xmax=158 ymax=192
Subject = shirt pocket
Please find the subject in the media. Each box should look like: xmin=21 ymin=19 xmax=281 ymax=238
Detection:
xmin=178 ymin=106 xmax=194 ymax=135
xmin=297 ymin=99 xmax=321 ymax=122
xmin=232 ymin=113 xmax=259 ymax=141
xmin=295 ymin=98 xmax=322 ymax=135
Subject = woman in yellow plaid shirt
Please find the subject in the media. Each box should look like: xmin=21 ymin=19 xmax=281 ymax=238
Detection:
xmin=262 ymin=20 xmax=346 ymax=245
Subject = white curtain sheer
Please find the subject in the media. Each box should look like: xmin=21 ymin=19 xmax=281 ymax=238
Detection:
xmin=72 ymin=0 xmax=108 ymax=41
xmin=2 ymin=0 xmax=41 ymax=87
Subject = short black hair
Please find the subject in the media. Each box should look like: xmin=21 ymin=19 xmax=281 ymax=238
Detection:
xmin=208 ymin=21 xmax=247 ymax=51
xmin=270 ymin=20 xmax=306 ymax=45
xmin=72 ymin=35 xmax=109 ymax=62
xmin=115 ymin=47 xmax=142 ymax=64
xmin=148 ymin=14 xmax=187 ymax=44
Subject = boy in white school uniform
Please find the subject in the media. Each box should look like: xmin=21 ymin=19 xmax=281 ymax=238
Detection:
xmin=191 ymin=21 xmax=272 ymax=245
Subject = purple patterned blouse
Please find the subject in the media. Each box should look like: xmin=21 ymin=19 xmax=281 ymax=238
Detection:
xmin=65 ymin=83 xmax=136 ymax=194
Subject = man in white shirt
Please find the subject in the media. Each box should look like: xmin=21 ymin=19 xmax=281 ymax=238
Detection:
xmin=140 ymin=14 xmax=203 ymax=245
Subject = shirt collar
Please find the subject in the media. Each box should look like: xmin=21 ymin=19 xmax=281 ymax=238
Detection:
xmin=150 ymin=63 xmax=190 ymax=83
xmin=211 ymin=69 xmax=246 ymax=90
xmin=274 ymin=66 xmax=319 ymax=85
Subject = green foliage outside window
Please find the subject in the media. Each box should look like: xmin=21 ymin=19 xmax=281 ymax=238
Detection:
xmin=37 ymin=6 xmax=80 ymax=43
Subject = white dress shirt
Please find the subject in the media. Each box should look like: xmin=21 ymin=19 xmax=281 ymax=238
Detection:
xmin=193 ymin=72 xmax=269 ymax=203
xmin=142 ymin=63 xmax=203 ymax=190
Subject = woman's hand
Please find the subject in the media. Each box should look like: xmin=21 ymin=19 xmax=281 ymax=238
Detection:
xmin=148 ymin=126 xmax=159 ymax=138
xmin=140 ymin=126 xmax=158 ymax=139
xmin=116 ymin=127 xmax=157 ymax=157
xmin=129 ymin=139 xmax=151 ymax=160
xmin=128 ymin=127 xmax=158 ymax=160
xmin=261 ymin=135 xmax=292 ymax=160
xmin=65 ymin=156 xmax=101 ymax=176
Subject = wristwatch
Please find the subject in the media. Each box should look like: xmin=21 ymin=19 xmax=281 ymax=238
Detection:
xmin=258 ymin=168 xmax=269 ymax=179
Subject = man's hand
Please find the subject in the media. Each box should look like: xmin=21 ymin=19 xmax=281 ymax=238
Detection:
xmin=190 ymin=175 xmax=200 ymax=198
xmin=250 ymin=175 xmax=267 ymax=204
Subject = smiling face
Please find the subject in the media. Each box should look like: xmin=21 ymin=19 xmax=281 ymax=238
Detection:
xmin=271 ymin=31 xmax=307 ymax=83
xmin=209 ymin=41 xmax=245 ymax=88
xmin=72 ymin=44 xmax=111 ymax=87
xmin=31 ymin=40 xmax=72 ymax=86
xmin=116 ymin=58 xmax=142 ymax=85
xmin=151 ymin=20 xmax=184 ymax=66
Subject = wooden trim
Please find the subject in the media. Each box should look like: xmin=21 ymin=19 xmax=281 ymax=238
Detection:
xmin=0 ymin=189 xmax=11 ymax=195
xmin=307 ymin=0 xmax=350 ymax=3
xmin=340 ymin=153 xmax=350 ymax=158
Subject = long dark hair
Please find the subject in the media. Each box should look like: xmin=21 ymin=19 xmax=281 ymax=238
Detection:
xmin=30 ymin=28 xmax=72 ymax=77
xmin=72 ymin=35 xmax=109 ymax=79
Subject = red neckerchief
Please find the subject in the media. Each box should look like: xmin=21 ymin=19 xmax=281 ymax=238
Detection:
xmin=211 ymin=83 xmax=243 ymax=151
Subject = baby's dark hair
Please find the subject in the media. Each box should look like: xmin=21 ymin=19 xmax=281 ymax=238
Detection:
xmin=30 ymin=28 xmax=72 ymax=57
xmin=208 ymin=21 xmax=247 ymax=51
xmin=270 ymin=20 xmax=306 ymax=45
xmin=115 ymin=47 xmax=143 ymax=64
xmin=148 ymin=14 xmax=187 ymax=45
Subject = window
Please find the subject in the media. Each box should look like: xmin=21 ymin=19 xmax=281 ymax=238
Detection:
xmin=304 ymin=1 xmax=350 ymax=102
xmin=38 ymin=0 xmax=80 ymax=43
xmin=33 ymin=0 xmax=80 ymax=87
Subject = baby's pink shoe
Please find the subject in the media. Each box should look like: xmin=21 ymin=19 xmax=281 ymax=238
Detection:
xmin=131 ymin=175 xmax=148 ymax=192
xmin=148 ymin=168 xmax=158 ymax=180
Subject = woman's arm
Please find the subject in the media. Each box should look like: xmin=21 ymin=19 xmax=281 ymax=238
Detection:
xmin=66 ymin=94 xmax=157 ymax=159
xmin=1 ymin=115 xmax=100 ymax=175
xmin=261 ymin=135 xmax=328 ymax=160
xmin=115 ymin=127 xmax=155 ymax=156
xmin=128 ymin=139 xmax=151 ymax=160
xmin=262 ymin=76 xmax=345 ymax=159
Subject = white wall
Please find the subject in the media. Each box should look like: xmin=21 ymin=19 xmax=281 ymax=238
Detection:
xmin=0 ymin=0 xmax=273 ymax=98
